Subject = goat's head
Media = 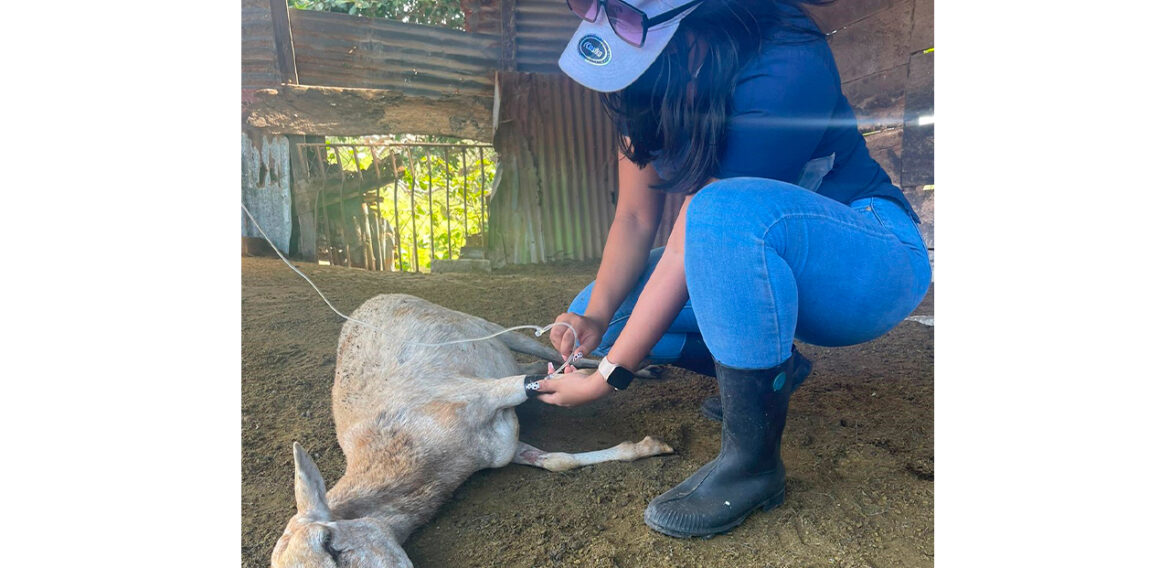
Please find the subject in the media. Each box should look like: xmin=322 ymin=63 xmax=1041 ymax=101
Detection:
xmin=271 ymin=443 xmax=412 ymax=568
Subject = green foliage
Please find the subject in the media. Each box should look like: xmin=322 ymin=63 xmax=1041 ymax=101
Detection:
xmin=323 ymin=137 xmax=496 ymax=272
xmin=387 ymin=151 xmax=495 ymax=271
xmin=289 ymin=0 xmax=466 ymax=29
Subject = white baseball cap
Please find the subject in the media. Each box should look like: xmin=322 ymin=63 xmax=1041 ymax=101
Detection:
xmin=558 ymin=0 xmax=704 ymax=93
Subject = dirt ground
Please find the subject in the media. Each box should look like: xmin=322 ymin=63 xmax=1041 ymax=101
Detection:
xmin=242 ymin=257 xmax=933 ymax=568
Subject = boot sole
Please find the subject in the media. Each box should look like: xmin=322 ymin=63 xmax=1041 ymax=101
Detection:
xmin=644 ymin=487 xmax=787 ymax=539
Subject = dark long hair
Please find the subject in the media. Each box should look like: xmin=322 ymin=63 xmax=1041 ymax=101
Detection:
xmin=602 ymin=0 xmax=830 ymax=193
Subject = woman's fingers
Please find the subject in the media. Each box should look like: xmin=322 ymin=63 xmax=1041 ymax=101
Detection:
xmin=578 ymin=335 xmax=598 ymax=358
xmin=548 ymin=312 xmax=603 ymax=361
xmin=558 ymin=331 xmax=575 ymax=360
xmin=535 ymin=377 xmax=562 ymax=405
xmin=549 ymin=313 xmax=576 ymax=357
xmin=534 ymin=370 xmax=608 ymax=407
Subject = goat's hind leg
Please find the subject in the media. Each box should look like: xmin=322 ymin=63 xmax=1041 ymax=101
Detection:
xmin=512 ymin=438 xmax=673 ymax=473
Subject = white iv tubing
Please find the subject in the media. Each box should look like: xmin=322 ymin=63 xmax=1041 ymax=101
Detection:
xmin=412 ymin=322 xmax=583 ymax=376
xmin=241 ymin=202 xmax=580 ymax=377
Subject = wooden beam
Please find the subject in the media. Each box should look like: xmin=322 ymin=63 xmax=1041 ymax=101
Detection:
xmin=243 ymin=85 xmax=494 ymax=140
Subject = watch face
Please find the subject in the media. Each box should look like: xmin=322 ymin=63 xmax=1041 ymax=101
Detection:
xmin=606 ymin=366 xmax=635 ymax=390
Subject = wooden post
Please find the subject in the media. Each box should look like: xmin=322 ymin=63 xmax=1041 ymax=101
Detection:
xmin=360 ymin=202 xmax=375 ymax=270
xmin=405 ymin=148 xmax=420 ymax=272
xmin=371 ymin=195 xmax=384 ymax=271
xmin=289 ymin=136 xmax=318 ymax=261
xmin=499 ymin=0 xmax=517 ymax=72
xmin=331 ymin=147 xmax=353 ymax=267
xmin=382 ymin=217 xmax=391 ymax=270
xmin=349 ymin=209 xmax=363 ymax=269
xmin=268 ymin=0 xmax=299 ymax=84
xmin=391 ymin=152 xmax=403 ymax=271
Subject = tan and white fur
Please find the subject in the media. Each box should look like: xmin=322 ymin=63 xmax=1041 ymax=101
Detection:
xmin=270 ymin=294 xmax=673 ymax=568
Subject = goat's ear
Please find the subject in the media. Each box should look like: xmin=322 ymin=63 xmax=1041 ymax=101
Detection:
xmin=293 ymin=442 xmax=331 ymax=520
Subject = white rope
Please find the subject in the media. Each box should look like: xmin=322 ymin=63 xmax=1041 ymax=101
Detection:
xmin=242 ymin=202 xmax=381 ymax=334
xmin=241 ymin=202 xmax=581 ymax=376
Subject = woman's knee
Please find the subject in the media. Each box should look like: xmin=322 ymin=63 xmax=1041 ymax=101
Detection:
xmin=567 ymin=247 xmax=664 ymax=317
xmin=568 ymin=281 xmax=594 ymax=315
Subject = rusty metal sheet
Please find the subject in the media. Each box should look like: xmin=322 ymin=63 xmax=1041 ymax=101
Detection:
xmin=488 ymin=72 xmax=619 ymax=264
xmin=289 ymin=10 xmax=500 ymax=97
xmin=242 ymin=5 xmax=282 ymax=88
xmin=515 ymin=0 xmax=581 ymax=74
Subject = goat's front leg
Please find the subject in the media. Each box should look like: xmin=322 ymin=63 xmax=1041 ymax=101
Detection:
xmin=511 ymin=438 xmax=674 ymax=473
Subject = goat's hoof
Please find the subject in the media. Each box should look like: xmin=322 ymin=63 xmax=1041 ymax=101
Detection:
xmin=637 ymin=365 xmax=666 ymax=380
xmin=638 ymin=435 xmax=674 ymax=456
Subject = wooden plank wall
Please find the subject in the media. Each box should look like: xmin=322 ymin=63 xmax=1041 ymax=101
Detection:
xmin=808 ymin=0 xmax=935 ymax=249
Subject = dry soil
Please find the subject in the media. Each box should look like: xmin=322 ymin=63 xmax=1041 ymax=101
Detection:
xmin=242 ymin=257 xmax=933 ymax=568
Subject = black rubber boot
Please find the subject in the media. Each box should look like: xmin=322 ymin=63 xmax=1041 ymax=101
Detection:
xmin=644 ymin=354 xmax=805 ymax=538
xmin=671 ymin=334 xmax=717 ymax=378
xmin=700 ymin=348 xmax=811 ymax=422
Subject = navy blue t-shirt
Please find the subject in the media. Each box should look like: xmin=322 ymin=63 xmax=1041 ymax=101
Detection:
xmin=651 ymin=7 xmax=920 ymax=223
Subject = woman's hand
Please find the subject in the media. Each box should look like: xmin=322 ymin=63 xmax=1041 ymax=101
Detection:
xmin=535 ymin=368 xmax=613 ymax=407
xmin=548 ymin=312 xmax=606 ymax=361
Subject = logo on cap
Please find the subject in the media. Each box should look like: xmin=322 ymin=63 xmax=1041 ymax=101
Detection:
xmin=577 ymin=34 xmax=611 ymax=66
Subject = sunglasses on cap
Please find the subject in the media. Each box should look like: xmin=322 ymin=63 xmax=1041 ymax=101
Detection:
xmin=566 ymin=0 xmax=704 ymax=48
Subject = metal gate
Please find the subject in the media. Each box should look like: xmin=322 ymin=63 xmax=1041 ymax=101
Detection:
xmin=294 ymin=141 xmax=496 ymax=272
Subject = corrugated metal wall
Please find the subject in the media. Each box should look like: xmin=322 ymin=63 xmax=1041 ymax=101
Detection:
xmin=489 ymin=73 xmax=620 ymax=264
xmin=486 ymin=0 xmax=691 ymax=253
xmin=462 ymin=0 xmax=580 ymax=73
xmin=461 ymin=0 xmax=500 ymax=34
xmin=289 ymin=10 xmax=499 ymax=98
xmin=242 ymin=0 xmax=282 ymax=88
xmin=515 ymin=0 xmax=581 ymax=73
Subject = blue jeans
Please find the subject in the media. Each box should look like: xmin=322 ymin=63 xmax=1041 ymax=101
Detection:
xmin=568 ymin=178 xmax=931 ymax=369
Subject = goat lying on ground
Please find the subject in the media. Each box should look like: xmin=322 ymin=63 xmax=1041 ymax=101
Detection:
xmin=270 ymin=294 xmax=673 ymax=568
